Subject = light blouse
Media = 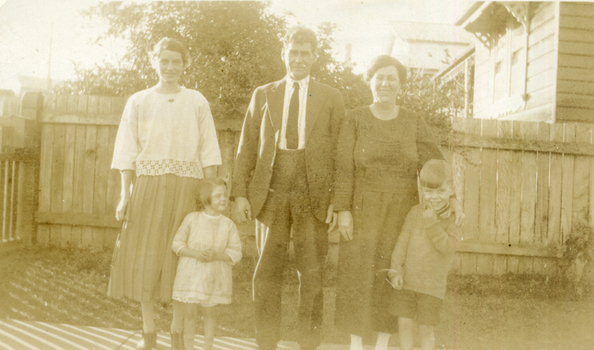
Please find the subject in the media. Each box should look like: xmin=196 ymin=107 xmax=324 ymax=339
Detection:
xmin=111 ymin=87 xmax=222 ymax=178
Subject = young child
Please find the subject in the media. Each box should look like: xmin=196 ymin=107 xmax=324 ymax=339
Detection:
xmin=388 ymin=159 xmax=460 ymax=350
xmin=170 ymin=178 xmax=242 ymax=350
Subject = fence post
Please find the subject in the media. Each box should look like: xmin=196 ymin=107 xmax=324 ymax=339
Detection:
xmin=16 ymin=161 xmax=35 ymax=245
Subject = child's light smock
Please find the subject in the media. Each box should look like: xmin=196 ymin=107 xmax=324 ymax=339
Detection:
xmin=111 ymin=87 xmax=222 ymax=178
xmin=171 ymin=212 xmax=242 ymax=305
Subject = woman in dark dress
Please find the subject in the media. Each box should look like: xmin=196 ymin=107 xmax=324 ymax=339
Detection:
xmin=332 ymin=55 xmax=459 ymax=349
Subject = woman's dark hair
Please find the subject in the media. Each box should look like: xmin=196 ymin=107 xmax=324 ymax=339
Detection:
xmin=199 ymin=178 xmax=228 ymax=206
xmin=365 ymin=55 xmax=407 ymax=85
xmin=419 ymin=159 xmax=453 ymax=189
xmin=283 ymin=26 xmax=318 ymax=53
xmin=150 ymin=37 xmax=191 ymax=68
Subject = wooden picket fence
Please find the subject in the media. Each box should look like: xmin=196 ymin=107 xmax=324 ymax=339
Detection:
xmin=451 ymin=117 xmax=594 ymax=275
xmin=0 ymin=93 xmax=40 ymax=252
xmin=37 ymin=94 xmax=241 ymax=250
xmin=36 ymin=93 xmax=594 ymax=276
xmin=0 ymin=150 xmax=37 ymax=251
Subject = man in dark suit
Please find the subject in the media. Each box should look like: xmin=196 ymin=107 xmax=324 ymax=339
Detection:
xmin=232 ymin=26 xmax=346 ymax=350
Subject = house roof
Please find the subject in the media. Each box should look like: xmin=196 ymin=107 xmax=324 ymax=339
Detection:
xmin=18 ymin=75 xmax=62 ymax=91
xmin=390 ymin=21 xmax=473 ymax=44
xmin=455 ymin=1 xmax=487 ymax=26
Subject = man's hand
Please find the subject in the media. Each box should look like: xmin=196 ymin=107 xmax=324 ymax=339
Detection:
xmin=235 ymin=197 xmax=252 ymax=223
xmin=326 ymin=204 xmax=338 ymax=232
xmin=116 ymin=197 xmax=129 ymax=221
xmin=337 ymin=210 xmax=353 ymax=241
xmin=390 ymin=275 xmax=403 ymax=290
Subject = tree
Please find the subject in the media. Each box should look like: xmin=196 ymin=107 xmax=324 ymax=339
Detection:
xmin=62 ymin=1 xmax=288 ymax=120
xmin=60 ymin=1 xmax=371 ymax=120
xmin=60 ymin=1 xmax=458 ymax=139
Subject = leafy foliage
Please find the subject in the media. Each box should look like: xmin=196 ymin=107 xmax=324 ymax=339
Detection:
xmin=59 ymin=1 xmax=370 ymax=120
xmin=59 ymin=1 xmax=460 ymax=138
xmin=398 ymin=67 xmax=470 ymax=146
xmin=61 ymin=1 xmax=288 ymax=120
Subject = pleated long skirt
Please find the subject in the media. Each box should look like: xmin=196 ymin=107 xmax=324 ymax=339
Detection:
xmin=108 ymin=174 xmax=200 ymax=302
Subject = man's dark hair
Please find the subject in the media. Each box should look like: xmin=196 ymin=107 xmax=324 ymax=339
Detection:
xmin=283 ymin=26 xmax=318 ymax=53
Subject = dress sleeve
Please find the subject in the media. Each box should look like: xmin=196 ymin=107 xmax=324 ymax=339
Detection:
xmin=111 ymin=95 xmax=140 ymax=171
xmin=389 ymin=207 xmax=416 ymax=278
xmin=195 ymin=94 xmax=222 ymax=169
xmin=224 ymin=219 xmax=242 ymax=265
xmin=416 ymin=112 xmax=443 ymax=169
xmin=331 ymin=110 xmax=357 ymax=211
xmin=172 ymin=213 xmax=193 ymax=255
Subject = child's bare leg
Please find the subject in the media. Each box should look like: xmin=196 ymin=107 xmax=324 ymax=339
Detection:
xmin=183 ymin=303 xmax=198 ymax=350
xmin=171 ymin=300 xmax=185 ymax=333
xmin=350 ymin=334 xmax=363 ymax=350
xmin=398 ymin=317 xmax=414 ymax=350
xmin=419 ymin=325 xmax=435 ymax=350
xmin=374 ymin=332 xmax=391 ymax=350
xmin=202 ymin=305 xmax=216 ymax=349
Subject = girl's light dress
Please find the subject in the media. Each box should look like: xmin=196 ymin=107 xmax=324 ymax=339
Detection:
xmin=171 ymin=212 xmax=242 ymax=305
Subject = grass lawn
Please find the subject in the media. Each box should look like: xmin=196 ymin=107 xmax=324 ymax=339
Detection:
xmin=1 ymin=246 xmax=593 ymax=349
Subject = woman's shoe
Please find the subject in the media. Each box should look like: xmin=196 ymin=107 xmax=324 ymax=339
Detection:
xmin=136 ymin=332 xmax=157 ymax=349
xmin=170 ymin=331 xmax=183 ymax=349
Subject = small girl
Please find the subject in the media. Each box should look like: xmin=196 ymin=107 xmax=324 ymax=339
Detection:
xmin=170 ymin=178 xmax=242 ymax=350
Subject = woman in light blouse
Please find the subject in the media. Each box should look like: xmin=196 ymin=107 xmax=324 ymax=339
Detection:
xmin=108 ymin=38 xmax=221 ymax=349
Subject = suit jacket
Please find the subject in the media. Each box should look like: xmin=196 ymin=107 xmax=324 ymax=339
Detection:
xmin=231 ymin=78 xmax=346 ymax=222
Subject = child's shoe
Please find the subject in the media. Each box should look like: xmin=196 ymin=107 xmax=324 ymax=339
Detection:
xmin=203 ymin=338 xmax=214 ymax=350
xmin=170 ymin=331 xmax=183 ymax=349
xmin=136 ymin=332 xmax=157 ymax=349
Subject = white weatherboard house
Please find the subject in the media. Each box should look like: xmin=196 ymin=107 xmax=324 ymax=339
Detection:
xmin=452 ymin=1 xmax=594 ymax=122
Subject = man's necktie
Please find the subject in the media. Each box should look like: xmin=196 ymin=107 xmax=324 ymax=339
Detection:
xmin=286 ymin=82 xmax=300 ymax=149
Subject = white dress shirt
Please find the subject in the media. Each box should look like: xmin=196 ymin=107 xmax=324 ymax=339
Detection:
xmin=279 ymin=76 xmax=309 ymax=150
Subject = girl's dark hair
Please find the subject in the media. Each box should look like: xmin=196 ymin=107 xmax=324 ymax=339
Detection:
xmin=199 ymin=178 xmax=228 ymax=206
xmin=419 ymin=159 xmax=453 ymax=189
xmin=150 ymin=37 xmax=191 ymax=68
xmin=365 ymin=55 xmax=407 ymax=85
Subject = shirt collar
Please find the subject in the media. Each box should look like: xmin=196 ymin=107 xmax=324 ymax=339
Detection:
xmin=286 ymin=75 xmax=310 ymax=90
xmin=436 ymin=202 xmax=452 ymax=219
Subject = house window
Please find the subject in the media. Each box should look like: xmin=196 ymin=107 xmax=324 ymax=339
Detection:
xmin=491 ymin=17 xmax=527 ymax=113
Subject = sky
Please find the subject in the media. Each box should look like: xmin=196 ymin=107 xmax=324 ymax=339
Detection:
xmin=0 ymin=0 xmax=472 ymax=92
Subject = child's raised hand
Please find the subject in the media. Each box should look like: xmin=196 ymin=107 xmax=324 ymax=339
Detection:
xmin=423 ymin=204 xmax=436 ymax=220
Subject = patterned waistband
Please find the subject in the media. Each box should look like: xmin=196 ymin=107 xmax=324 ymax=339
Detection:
xmin=136 ymin=159 xmax=204 ymax=179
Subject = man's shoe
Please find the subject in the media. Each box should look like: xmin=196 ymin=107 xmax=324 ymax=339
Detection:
xmin=136 ymin=332 xmax=157 ymax=349
xmin=170 ymin=331 xmax=183 ymax=349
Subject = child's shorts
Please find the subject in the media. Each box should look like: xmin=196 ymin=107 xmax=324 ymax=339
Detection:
xmin=390 ymin=289 xmax=443 ymax=326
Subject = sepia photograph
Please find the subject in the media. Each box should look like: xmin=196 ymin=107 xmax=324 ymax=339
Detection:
xmin=0 ymin=0 xmax=593 ymax=349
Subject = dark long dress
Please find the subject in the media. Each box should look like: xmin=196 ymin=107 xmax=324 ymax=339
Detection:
xmin=332 ymin=106 xmax=443 ymax=338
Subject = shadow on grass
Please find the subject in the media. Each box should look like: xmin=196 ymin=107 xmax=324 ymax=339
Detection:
xmin=1 ymin=246 xmax=593 ymax=349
